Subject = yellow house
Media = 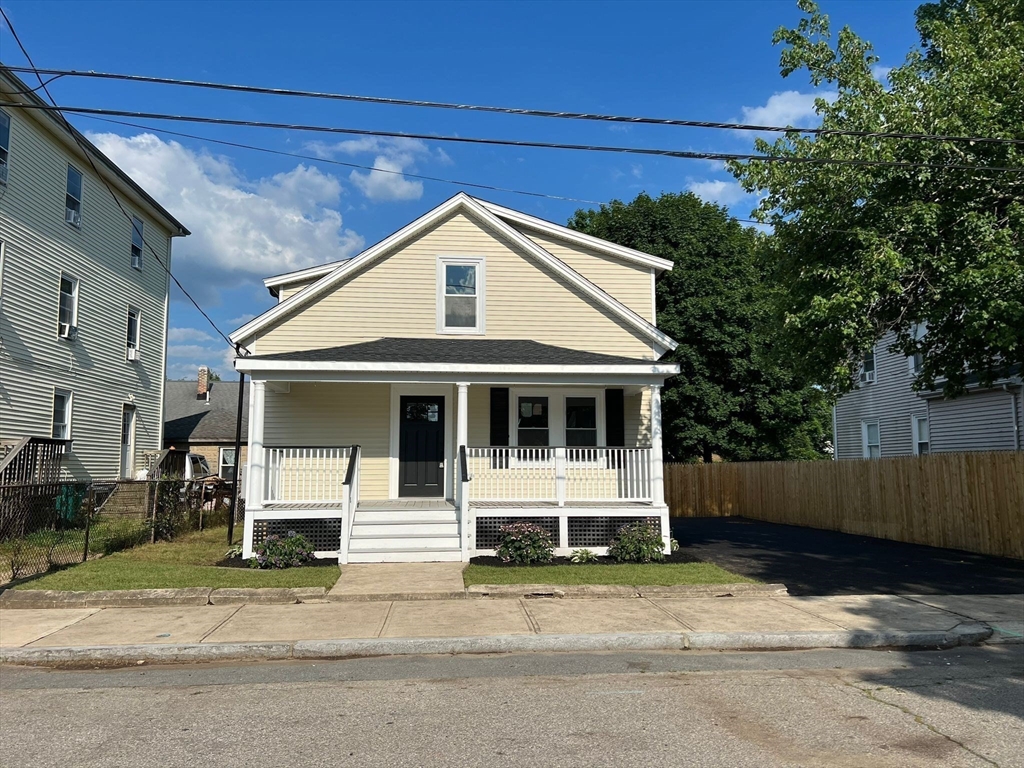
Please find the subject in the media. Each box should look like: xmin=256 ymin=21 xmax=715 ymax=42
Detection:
xmin=231 ymin=192 xmax=680 ymax=562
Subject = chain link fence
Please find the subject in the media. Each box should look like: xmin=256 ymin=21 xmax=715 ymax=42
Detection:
xmin=0 ymin=480 xmax=235 ymax=585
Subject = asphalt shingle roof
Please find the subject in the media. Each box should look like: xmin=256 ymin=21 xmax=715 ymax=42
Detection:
xmin=164 ymin=380 xmax=248 ymax=443
xmin=245 ymin=337 xmax=658 ymax=366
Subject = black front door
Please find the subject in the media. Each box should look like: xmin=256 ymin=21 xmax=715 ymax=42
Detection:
xmin=398 ymin=396 xmax=445 ymax=497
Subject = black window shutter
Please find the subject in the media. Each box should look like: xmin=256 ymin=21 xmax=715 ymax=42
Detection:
xmin=605 ymin=389 xmax=625 ymax=447
xmin=489 ymin=388 xmax=510 ymax=446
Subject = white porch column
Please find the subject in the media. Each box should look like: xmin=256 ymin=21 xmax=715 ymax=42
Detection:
xmin=243 ymin=379 xmax=266 ymax=558
xmin=456 ymin=383 xmax=470 ymax=559
xmin=649 ymin=383 xmax=665 ymax=506
xmin=456 ymin=383 xmax=469 ymax=451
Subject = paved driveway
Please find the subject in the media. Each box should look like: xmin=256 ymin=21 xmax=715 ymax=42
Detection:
xmin=671 ymin=517 xmax=1024 ymax=596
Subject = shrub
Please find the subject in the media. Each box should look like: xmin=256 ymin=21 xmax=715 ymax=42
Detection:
xmin=248 ymin=533 xmax=316 ymax=569
xmin=608 ymin=520 xmax=666 ymax=563
xmin=569 ymin=548 xmax=599 ymax=564
xmin=495 ymin=522 xmax=554 ymax=565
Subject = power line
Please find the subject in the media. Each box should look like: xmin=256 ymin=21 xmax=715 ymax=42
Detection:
xmin=0 ymin=11 xmax=241 ymax=353
xmin=78 ymin=114 xmax=605 ymax=205
xmin=2 ymin=101 xmax=1021 ymax=174
xmin=6 ymin=65 xmax=1023 ymax=147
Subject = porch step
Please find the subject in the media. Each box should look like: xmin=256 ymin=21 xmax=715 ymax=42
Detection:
xmin=353 ymin=509 xmax=458 ymax=524
xmin=353 ymin=521 xmax=459 ymax=536
xmin=349 ymin=533 xmax=461 ymax=550
xmin=346 ymin=548 xmax=463 ymax=563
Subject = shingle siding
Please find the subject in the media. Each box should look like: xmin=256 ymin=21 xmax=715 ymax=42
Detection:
xmin=834 ymin=332 xmax=1022 ymax=458
xmin=0 ymin=103 xmax=175 ymax=480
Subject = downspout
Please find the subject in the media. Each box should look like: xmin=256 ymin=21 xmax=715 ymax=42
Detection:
xmin=1004 ymin=384 xmax=1022 ymax=451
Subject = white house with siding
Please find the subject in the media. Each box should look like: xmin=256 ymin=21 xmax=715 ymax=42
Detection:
xmin=833 ymin=332 xmax=1022 ymax=460
xmin=232 ymin=192 xmax=680 ymax=562
xmin=0 ymin=66 xmax=189 ymax=481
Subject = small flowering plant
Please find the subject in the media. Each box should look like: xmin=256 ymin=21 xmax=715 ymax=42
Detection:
xmin=608 ymin=520 xmax=666 ymax=563
xmin=248 ymin=532 xmax=317 ymax=569
xmin=495 ymin=522 xmax=554 ymax=564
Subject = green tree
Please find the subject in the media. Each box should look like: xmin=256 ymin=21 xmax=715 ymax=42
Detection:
xmin=729 ymin=0 xmax=1023 ymax=397
xmin=568 ymin=192 xmax=832 ymax=463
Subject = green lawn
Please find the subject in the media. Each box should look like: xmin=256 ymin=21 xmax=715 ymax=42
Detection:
xmin=463 ymin=561 xmax=756 ymax=586
xmin=14 ymin=526 xmax=340 ymax=591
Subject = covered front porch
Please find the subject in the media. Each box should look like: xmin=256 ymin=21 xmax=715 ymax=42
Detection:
xmin=235 ymin=339 xmax=678 ymax=563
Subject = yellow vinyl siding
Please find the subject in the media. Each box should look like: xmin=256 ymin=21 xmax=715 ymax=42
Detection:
xmin=253 ymin=213 xmax=653 ymax=358
xmin=625 ymin=388 xmax=651 ymax=447
xmin=0 ymin=104 xmax=174 ymax=479
xmin=520 ymin=230 xmax=654 ymax=323
xmin=277 ymin=280 xmax=314 ymax=302
xmin=264 ymin=383 xmax=390 ymax=499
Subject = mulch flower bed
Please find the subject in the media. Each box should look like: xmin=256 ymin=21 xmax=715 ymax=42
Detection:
xmin=213 ymin=556 xmax=339 ymax=569
xmin=471 ymin=550 xmax=704 ymax=567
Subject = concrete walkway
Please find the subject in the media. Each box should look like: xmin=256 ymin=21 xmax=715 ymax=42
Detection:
xmin=2 ymin=594 xmax=1020 ymax=653
xmin=328 ymin=563 xmax=467 ymax=600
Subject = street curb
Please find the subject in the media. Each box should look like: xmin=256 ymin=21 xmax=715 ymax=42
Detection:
xmin=465 ymin=583 xmax=789 ymax=599
xmin=0 ymin=624 xmax=994 ymax=668
xmin=1 ymin=587 xmax=329 ymax=609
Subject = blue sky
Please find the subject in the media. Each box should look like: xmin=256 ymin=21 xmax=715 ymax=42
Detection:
xmin=0 ymin=0 xmax=921 ymax=379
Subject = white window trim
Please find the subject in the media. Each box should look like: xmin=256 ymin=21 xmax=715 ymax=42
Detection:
xmin=912 ymin=414 xmax=929 ymax=455
xmin=436 ymin=255 xmax=485 ymax=335
xmin=0 ymin=108 xmax=10 ymax=185
xmin=52 ymin=388 xmax=73 ymax=441
xmin=65 ymin=164 xmax=83 ymax=229
xmin=509 ymin=387 xmax=607 ymax=449
xmin=126 ymin=305 xmax=141 ymax=357
xmin=861 ymin=420 xmax=880 ymax=459
xmin=219 ymin=447 xmax=237 ymax=478
xmin=58 ymin=271 xmax=79 ymax=339
xmin=859 ymin=350 xmax=876 ymax=384
xmin=131 ymin=215 xmax=144 ymax=271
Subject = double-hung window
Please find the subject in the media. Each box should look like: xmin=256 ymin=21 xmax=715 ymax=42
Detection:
xmin=862 ymin=421 xmax=881 ymax=459
xmin=859 ymin=350 xmax=876 ymax=384
xmin=565 ymin=397 xmax=598 ymax=446
xmin=437 ymin=257 xmax=484 ymax=333
xmin=52 ymin=389 xmax=72 ymax=440
xmin=126 ymin=307 xmax=140 ymax=359
xmin=0 ymin=109 xmax=10 ymax=185
xmin=58 ymin=273 xmax=78 ymax=338
xmin=130 ymin=216 xmax=144 ymax=270
xmin=65 ymin=165 xmax=83 ymax=227
xmin=909 ymin=323 xmax=926 ymax=374
xmin=219 ymin=448 xmax=237 ymax=481
xmin=517 ymin=396 xmax=549 ymax=447
xmin=912 ymin=415 xmax=929 ymax=455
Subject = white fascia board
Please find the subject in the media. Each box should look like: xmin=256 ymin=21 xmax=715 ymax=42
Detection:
xmin=236 ymin=359 xmax=680 ymax=375
xmin=263 ymin=261 xmax=345 ymax=290
xmin=461 ymin=197 xmax=679 ymax=352
xmin=230 ymin=193 xmax=470 ymax=344
xmin=477 ymin=199 xmax=674 ymax=272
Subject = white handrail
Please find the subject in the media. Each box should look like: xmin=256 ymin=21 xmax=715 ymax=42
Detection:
xmin=466 ymin=446 xmax=653 ymax=503
xmin=264 ymin=446 xmax=350 ymax=503
xmin=339 ymin=445 xmax=361 ymax=565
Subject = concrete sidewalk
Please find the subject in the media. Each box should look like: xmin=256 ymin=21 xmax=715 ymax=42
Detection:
xmin=1 ymin=593 xmax=1020 ymax=665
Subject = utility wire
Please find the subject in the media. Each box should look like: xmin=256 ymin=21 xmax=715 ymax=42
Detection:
xmin=2 ymin=101 xmax=1021 ymax=174
xmin=78 ymin=114 xmax=605 ymax=205
xmin=6 ymin=65 xmax=1024 ymax=147
xmin=0 ymin=11 xmax=242 ymax=353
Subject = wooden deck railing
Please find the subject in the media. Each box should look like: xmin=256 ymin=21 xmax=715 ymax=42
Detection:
xmin=264 ymin=446 xmax=351 ymax=503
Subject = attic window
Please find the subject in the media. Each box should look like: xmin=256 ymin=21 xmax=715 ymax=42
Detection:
xmin=437 ymin=256 xmax=485 ymax=334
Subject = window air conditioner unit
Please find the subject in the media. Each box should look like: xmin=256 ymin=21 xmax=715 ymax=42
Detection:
xmin=859 ymin=369 xmax=875 ymax=384
xmin=65 ymin=208 xmax=81 ymax=227
xmin=59 ymin=324 xmax=78 ymax=340
xmin=127 ymin=347 xmax=141 ymax=362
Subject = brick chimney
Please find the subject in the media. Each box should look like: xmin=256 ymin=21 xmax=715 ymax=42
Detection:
xmin=197 ymin=366 xmax=210 ymax=399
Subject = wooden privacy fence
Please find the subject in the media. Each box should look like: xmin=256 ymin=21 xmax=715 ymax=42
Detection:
xmin=665 ymin=452 xmax=1024 ymax=560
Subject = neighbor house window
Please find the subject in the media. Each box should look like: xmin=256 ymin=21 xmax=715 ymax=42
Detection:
xmin=58 ymin=272 xmax=79 ymax=337
xmin=52 ymin=389 xmax=72 ymax=440
xmin=0 ymin=109 xmax=10 ymax=185
xmin=912 ymin=415 xmax=929 ymax=455
xmin=909 ymin=323 xmax=926 ymax=374
xmin=219 ymin=447 xmax=237 ymax=481
xmin=517 ymin=396 xmax=549 ymax=446
xmin=65 ymin=165 xmax=83 ymax=227
xmin=862 ymin=421 xmax=881 ymax=459
xmin=131 ymin=216 xmax=144 ymax=270
xmin=126 ymin=306 xmax=140 ymax=358
xmin=437 ymin=257 xmax=484 ymax=333
xmin=565 ymin=397 xmax=598 ymax=446
xmin=859 ymin=350 xmax=876 ymax=384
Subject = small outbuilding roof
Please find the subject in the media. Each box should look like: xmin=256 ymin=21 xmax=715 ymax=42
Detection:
xmin=164 ymin=380 xmax=248 ymax=443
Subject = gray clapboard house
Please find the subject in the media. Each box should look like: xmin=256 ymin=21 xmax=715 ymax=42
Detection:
xmin=832 ymin=332 xmax=1022 ymax=460
xmin=0 ymin=65 xmax=189 ymax=482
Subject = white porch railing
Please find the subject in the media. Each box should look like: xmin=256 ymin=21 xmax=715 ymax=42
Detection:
xmin=465 ymin=446 xmax=653 ymax=504
xmin=264 ymin=446 xmax=351 ymax=503
xmin=339 ymin=445 xmax=361 ymax=564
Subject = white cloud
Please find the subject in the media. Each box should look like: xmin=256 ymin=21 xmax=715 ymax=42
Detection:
xmin=306 ymin=137 xmax=443 ymax=202
xmin=871 ymin=64 xmax=892 ymax=84
xmin=168 ymin=327 xmax=214 ymax=343
xmin=687 ymin=179 xmax=750 ymax=207
xmin=227 ymin=313 xmax=257 ymax=326
xmin=87 ymin=132 xmax=365 ymax=303
xmin=740 ymin=90 xmax=836 ymax=128
xmin=630 ymin=164 xmax=643 ymax=179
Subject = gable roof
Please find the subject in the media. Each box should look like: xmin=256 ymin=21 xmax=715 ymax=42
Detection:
xmin=164 ymin=380 xmax=248 ymax=443
xmin=260 ymin=193 xmax=673 ymax=296
xmin=0 ymin=66 xmax=190 ymax=237
xmin=232 ymin=193 xmax=677 ymax=353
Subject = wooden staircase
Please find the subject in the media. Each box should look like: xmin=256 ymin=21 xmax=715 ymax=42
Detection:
xmin=0 ymin=437 xmax=68 ymax=486
xmin=347 ymin=503 xmax=462 ymax=562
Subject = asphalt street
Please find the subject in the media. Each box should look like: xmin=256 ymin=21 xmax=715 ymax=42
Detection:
xmin=2 ymin=645 xmax=1021 ymax=767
